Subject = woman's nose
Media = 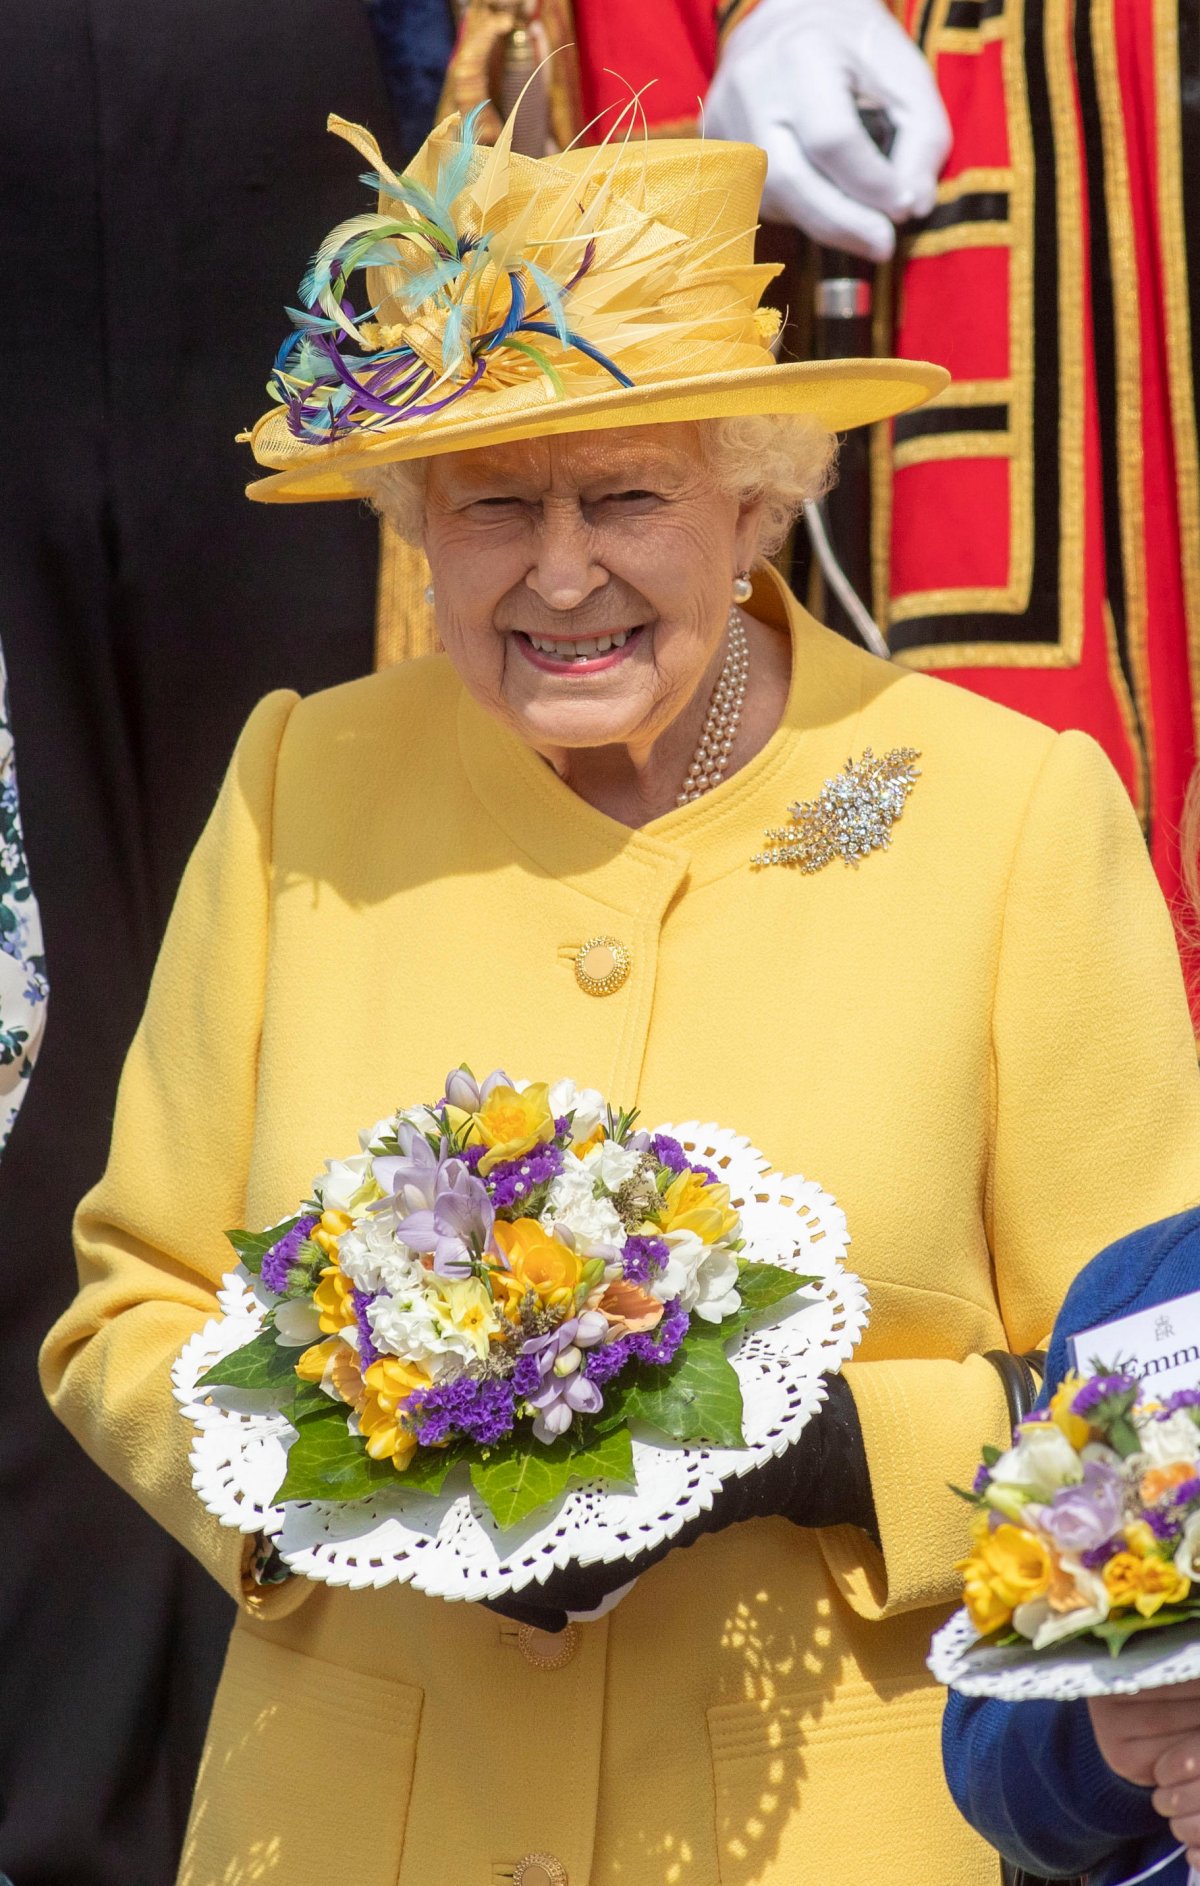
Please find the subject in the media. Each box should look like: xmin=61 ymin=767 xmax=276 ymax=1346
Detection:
xmin=524 ymin=507 xmax=608 ymax=611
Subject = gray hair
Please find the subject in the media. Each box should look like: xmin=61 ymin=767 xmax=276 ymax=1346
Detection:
xmin=355 ymin=412 xmax=838 ymax=560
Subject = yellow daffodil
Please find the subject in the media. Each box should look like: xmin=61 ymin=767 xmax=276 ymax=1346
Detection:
xmin=359 ymin=1356 xmax=432 ymax=1468
xmin=295 ymin=1335 xmax=342 ymax=1383
xmin=490 ymin=1218 xmax=582 ymax=1317
xmin=313 ymin=1262 xmax=358 ymax=1334
xmin=430 ymin=1276 xmax=500 ymax=1361
xmin=957 ymin=1516 xmax=1053 ymax=1633
xmin=312 ymin=1207 xmax=354 ymax=1259
xmin=1049 ymin=1374 xmax=1092 ymax=1450
xmin=1123 ymin=1520 xmax=1162 ymax=1558
xmin=1102 ymin=1550 xmax=1191 ymax=1617
xmin=473 ymin=1082 xmax=555 ymax=1175
xmin=656 ymin=1169 xmax=740 ymax=1245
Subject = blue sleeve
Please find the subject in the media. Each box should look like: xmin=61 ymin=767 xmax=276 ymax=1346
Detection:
xmin=943 ymin=1689 xmax=1163 ymax=1879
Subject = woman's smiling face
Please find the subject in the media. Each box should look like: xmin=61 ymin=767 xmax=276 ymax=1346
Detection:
xmin=421 ymin=422 xmax=762 ymax=760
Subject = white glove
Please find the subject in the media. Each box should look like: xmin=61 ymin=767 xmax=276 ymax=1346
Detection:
xmin=705 ymin=0 xmax=952 ymax=262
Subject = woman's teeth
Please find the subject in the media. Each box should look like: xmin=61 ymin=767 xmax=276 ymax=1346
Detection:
xmin=525 ymin=629 xmax=633 ymax=661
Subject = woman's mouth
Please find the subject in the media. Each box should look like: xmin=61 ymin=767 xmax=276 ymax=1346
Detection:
xmin=514 ymin=626 xmax=645 ymax=673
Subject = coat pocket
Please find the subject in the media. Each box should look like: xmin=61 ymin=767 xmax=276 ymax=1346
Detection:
xmin=179 ymin=1630 xmax=424 ymax=1886
xmin=706 ymin=1673 xmax=985 ymax=1886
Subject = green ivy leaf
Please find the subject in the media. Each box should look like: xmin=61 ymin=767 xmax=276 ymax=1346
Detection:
xmin=225 ymin=1219 xmax=303 ymax=1276
xmin=272 ymin=1401 xmax=398 ymax=1504
xmin=1093 ymin=1604 xmax=1200 ymax=1657
xmin=619 ymin=1323 xmax=746 ymax=1448
xmin=726 ymin=1260 xmax=816 ymax=1338
xmin=469 ymin=1423 xmax=634 ymax=1530
xmin=199 ymin=1328 xmax=299 ymax=1392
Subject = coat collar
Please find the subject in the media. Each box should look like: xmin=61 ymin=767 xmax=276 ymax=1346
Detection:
xmin=455 ymin=568 xmax=880 ymax=902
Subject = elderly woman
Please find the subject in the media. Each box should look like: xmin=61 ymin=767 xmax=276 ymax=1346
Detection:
xmin=41 ymin=107 xmax=1200 ymax=1886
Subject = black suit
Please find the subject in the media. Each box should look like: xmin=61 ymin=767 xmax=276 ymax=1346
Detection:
xmin=0 ymin=5 xmax=388 ymax=1879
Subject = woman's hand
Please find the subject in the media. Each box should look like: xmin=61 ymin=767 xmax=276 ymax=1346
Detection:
xmin=483 ymin=1371 xmax=876 ymax=1632
xmin=1088 ymin=1683 xmax=1200 ymax=1787
xmin=1149 ymin=1688 xmax=1200 ymax=1871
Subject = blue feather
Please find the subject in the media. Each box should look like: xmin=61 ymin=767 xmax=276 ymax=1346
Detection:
xmin=524 ymin=260 xmax=570 ymax=346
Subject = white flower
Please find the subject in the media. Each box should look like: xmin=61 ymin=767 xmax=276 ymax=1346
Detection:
xmin=1135 ymin=1408 xmax=1200 ymax=1470
xmin=541 ymin=1157 xmax=624 ymax=1257
xmin=1014 ymin=1558 xmax=1110 ymax=1650
xmin=1174 ymin=1510 xmax=1200 ymax=1583
xmin=989 ymin=1424 xmax=1084 ymax=1501
xmin=648 ymin=1230 xmax=705 ymax=1309
xmin=366 ymin=1288 xmax=474 ymax=1379
xmin=548 ymin=1078 xmax=606 ymax=1145
xmin=314 ymin=1152 xmax=378 ymax=1215
xmin=337 ymin=1215 xmax=426 ymax=1297
xmin=395 ymin=1104 xmax=443 ymax=1138
xmin=273 ymin=1299 xmax=323 ymax=1346
xmin=359 ymin=1115 xmax=398 ymax=1153
xmin=582 ymin=1139 xmax=642 ymax=1192
xmin=691 ymin=1246 xmax=742 ymax=1324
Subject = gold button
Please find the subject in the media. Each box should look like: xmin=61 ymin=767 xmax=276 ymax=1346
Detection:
xmin=513 ymin=1857 xmax=568 ymax=1886
xmin=574 ymin=934 xmax=631 ymax=996
xmin=517 ymin=1622 xmax=579 ymax=1670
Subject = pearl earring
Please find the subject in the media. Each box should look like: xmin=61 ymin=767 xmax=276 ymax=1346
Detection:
xmin=424 ymin=584 xmax=435 ymax=606
xmin=732 ymin=571 xmax=753 ymax=604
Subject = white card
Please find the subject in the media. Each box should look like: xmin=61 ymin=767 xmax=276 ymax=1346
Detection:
xmin=1069 ymin=1288 xmax=1200 ymax=1400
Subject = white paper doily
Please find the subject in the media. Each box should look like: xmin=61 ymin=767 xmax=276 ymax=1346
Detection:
xmin=929 ymin=1606 xmax=1200 ymax=1700
xmin=173 ymin=1123 xmax=866 ymax=1601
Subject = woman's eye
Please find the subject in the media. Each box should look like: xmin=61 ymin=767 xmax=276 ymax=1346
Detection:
xmin=595 ymin=489 xmax=660 ymax=509
xmin=470 ymin=496 xmax=522 ymax=512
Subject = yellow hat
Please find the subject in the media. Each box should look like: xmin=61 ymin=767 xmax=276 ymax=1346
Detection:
xmin=244 ymin=102 xmax=947 ymax=504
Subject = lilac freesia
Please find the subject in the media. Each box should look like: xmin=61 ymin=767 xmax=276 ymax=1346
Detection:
xmin=396 ymin=1159 xmax=495 ymax=1279
xmin=372 ymin=1122 xmax=443 ymax=1214
xmin=1032 ymin=1459 xmax=1126 ymax=1555
xmin=441 ymin=1065 xmax=515 ymax=1113
xmin=522 ymin=1311 xmax=608 ymax=1443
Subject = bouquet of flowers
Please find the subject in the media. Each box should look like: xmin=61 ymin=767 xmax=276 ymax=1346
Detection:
xmin=191 ymin=1069 xmax=829 ymax=1534
xmin=929 ymin=1368 xmax=1200 ymax=1703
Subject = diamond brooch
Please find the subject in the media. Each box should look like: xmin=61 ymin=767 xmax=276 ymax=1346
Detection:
xmin=753 ymin=747 xmax=922 ymax=871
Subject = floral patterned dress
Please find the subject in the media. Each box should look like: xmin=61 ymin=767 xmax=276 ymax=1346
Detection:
xmin=0 ymin=645 xmax=45 ymax=1146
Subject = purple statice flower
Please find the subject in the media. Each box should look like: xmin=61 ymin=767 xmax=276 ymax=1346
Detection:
xmin=396 ymin=1159 xmax=494 ymax=1279
xmin=351 ymin=1288 xmax=379 ymax=1370
xmin=1161 ymin=1389 xmax=1200 ymax=1415
xmin=407 ymin=1372 xmax=517 ymax=1447
xmin=583 ymin=1300 xmax=691 ymax=1389
xmin=1072 ymin=1372 xmax=1140 ymax=1416
xmin=261 ymin=1213 xmax=319 ymax=1295
xmin=972 ymin=1463 xmax=991 ymax=1496
xmin=554 ymin=1115 xmax=572 ymax=1140
xmin=521 ymin=1312 xmax=608 ymax=1442
xmin=649 ymin=1134 xmax=721 ymax=1188
xmin=1081 ymin=1537 xmax=1123 ymax=1571
xmin=650 ymin=1134 xmax=688 ymax=1173
xmin=1170 ymin=1476 xmax=1200 ymax=1508
xmin=584 ymin=1338 xmax=635 ymax=1387
xmin=484 ymin=1139 xmax=564 ymax=1210
xmin=462 ymin=1142 xmax=485 ymax=1172
xmin=628 ymin=1300 xmax=689 ymax=1366
xmin=1035 ymin=1459 xmax=1126 ymax=1555
xmin=1146 ymin=1507 xmax=1183 ymax=1543
xmin=621 ymin=1235 xmax=670 ymax=1285
xmin=511 ymin=1353 xmax=542 ymax=1399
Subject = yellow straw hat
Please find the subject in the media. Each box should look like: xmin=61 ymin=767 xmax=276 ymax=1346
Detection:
xmin=244 ymin=101 xmax=948 ymax=504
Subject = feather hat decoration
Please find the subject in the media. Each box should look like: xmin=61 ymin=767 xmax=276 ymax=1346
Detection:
xmin=244 ymin=92 xmax=947 ymax=503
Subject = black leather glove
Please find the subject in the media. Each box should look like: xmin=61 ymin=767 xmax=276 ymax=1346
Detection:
xmin=484 ymin=1371 xmax=877 ymax=1633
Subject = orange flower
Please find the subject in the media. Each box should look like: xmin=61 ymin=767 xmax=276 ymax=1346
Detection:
xmin=595 ymin=1277 xmax=664 ymax=1338
xmin=1140 ymin=1460 xmax=1196 ymax=1506
xmin=490 ymin=1218 xmax=582 ymax=1318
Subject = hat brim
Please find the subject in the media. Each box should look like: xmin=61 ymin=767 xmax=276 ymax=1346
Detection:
xmin=244 ymin=356 xmax=949 ymax=503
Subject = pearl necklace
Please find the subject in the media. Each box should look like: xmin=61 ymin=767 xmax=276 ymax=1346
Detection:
xmin=676 ymin=606 xmax=750 ymax=805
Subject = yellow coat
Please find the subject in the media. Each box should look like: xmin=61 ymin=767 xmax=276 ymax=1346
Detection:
xmin=43 ymin=574 xmax=1200 ymax=1886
